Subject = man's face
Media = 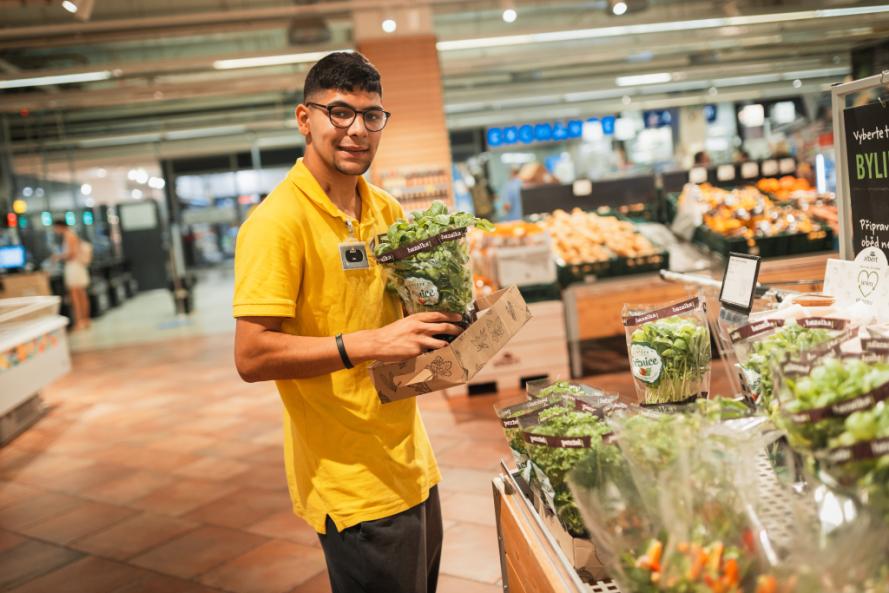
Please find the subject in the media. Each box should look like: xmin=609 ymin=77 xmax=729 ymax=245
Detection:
xmin=296 ymin=89 xmax=385 ymax=177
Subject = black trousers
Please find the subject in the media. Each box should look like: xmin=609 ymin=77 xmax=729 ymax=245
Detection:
xmin=317 ymin=486 xmax=442 ymax=593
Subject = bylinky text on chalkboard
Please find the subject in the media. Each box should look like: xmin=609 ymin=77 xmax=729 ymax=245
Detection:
xmin=844 ymin=101 xmax=889 ymax=261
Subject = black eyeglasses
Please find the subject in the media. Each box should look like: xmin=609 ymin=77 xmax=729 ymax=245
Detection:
xmin=306 ymin=102 xmax=391 ymax=132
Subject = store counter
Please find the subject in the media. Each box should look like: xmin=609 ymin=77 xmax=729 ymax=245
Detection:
xmin=0 ymin=296 xmax=70 ymax=444
xmin=0 ymin=271 xmax=51 ymax=299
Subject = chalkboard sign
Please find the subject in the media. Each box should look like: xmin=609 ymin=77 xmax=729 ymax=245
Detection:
xmin=843 ymin=101 xmax=889 ymax=261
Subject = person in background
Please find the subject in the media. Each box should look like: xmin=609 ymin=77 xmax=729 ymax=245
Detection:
xmin=693 ymin=150 xmax=711 ymax=167
xmin=469 ymin=170 xmax=495 ymax=220
xmin=496 ymin=166 xmax=523 ymax=222
xmin=52 ymin=219 xmax=91 ymax=330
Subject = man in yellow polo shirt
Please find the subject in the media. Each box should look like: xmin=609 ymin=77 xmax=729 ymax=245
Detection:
xmin=233 ymin=52 xmax=462 ymax=593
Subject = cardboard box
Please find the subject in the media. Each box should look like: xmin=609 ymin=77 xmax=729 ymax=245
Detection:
xmin=530 ymin=480 xmax=608 ymax=581
xmin=371 ymin=285 xmax=531 ymax=402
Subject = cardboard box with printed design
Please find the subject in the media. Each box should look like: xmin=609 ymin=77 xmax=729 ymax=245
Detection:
xmin=370 ymin=285 xmax=531 ymax=402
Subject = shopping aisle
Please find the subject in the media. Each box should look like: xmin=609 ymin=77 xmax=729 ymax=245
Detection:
xmin=66 ymin=268 xmax=237 ymax=353
xmin=0 ymin=328 xmax=528 ymax=593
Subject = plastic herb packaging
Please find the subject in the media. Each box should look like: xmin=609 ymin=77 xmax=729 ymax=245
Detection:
xmin=775 ymin=354 xmax=889 ymax=451
xmin=821 ymin=400 xmax=889 ymax=517
xmin=622 ymin=297 xmax=712 ymax=406
xmin=730 ymin=317 xmax=848 ymax=408
xmin=532 ymin=380 xmax=617 ymax=402
xmin=373 ymin=201 xmax=494 ymax=315
xmin=569 ymin=402 xmax=771 ymax=593
xmin=495 ymin=396 xmax=561 ymax=481
xmin=521 ymin=399 xmax=622 ymax=537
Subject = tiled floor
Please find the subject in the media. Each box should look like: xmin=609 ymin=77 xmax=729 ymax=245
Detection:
xmin=2 ymin=325 xmax=554 ymax=593
xmin=3 ymin=269 xmax=733 ymax=592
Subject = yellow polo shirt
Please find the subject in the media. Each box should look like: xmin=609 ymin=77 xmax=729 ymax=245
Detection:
xmin=233 ymin=158 xmax=440 ymax=534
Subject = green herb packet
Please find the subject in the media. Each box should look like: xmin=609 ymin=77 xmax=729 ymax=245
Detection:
xmin=622 ymin=297 xmax=712 ymax=406
xmin=373 ymin=201 xmax=493 ymax=314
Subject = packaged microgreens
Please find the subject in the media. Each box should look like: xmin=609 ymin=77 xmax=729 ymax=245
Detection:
xmin=730 ymin=317 xmax=849 ymax=408
xmin=774 ymin=352 xmax=889 ymax=452
xmin=373 ymin=201 xmax=493 ymax=315
xmin=495 ymin=396 xmax=561 ymax=481
xmin=520 ymin=397 xmax=623 ymax=537
xmin=569 ymin=401 xmax=772 ymax=593
xmin=821 ymin=400 xmax=889 ymax=518
xmin=623 ymin=297 xmax=712 ymax=406
xmin=530 ymin=379 xmax=617 ymax=402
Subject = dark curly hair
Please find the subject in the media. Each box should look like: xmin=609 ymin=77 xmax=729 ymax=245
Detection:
xmin=303 ymin=51 xmax=382 ymax=100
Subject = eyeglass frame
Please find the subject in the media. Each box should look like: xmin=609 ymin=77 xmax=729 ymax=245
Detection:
xmin=305 ymin=101 xmax=392 ymax=132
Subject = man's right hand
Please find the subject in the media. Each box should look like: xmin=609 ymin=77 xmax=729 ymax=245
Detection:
xmin=346 ymin=312 xmax=465 ymax=363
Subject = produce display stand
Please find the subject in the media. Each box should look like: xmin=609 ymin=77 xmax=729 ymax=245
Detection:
xmin=492 ymin=462 xmax=589 ymax=593
xmin=0 ymin=296 xmax=70 ymax=444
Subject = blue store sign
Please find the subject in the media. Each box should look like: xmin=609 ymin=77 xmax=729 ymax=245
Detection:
xmin=643 ymin=109 xmax=674 ymax=128
xmin=486 ymin=116 xmax=602 ymax=148
xmin=704 ymin=104 xmax=718 ymax=123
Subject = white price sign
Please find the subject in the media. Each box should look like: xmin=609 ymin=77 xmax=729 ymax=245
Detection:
xmin=761 ymin=160 xmax=779 ymax=176
xmin=779 ymin=158 xmax=796 ymax=174
xmin=741 ymin=162 xmax=759 ymax=179
xmin=717 ymin=165 xmax=736 ymax=181
xmin=572 ymin=179 xmax=592 ymax=196
xmin=689 ymin=167 xmax=708 ymax=184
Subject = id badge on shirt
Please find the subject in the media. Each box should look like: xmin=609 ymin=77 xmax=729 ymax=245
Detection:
xmin=339 ymin=240 xmax=370 ymax=271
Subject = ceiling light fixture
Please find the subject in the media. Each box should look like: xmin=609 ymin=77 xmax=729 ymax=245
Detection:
xmin=612 ymin=1 xmax=628 ymax=16
xmin=622 ymin=95 xmax=632 ymax=105
xmin=436 ymin=5 xmax=889 ymax=51
xmin=61 ymin=0 xmax=77 ymax=13
xmin=382 ymin=18 xmax=397 ymax=33
xmin=616 ymin=72 xmax=672 ymax=86
xmin=793 ymin=79 xmax=803 ymax=88
xmin=502 ymin=8 xmax=517 ymax=23
xmin=213 ymin=50 xmax=341 ymax=70
xmin=0 ymin=70 xmax=112 ymax=90
xmin=80 ymin=183 xmax=92 ymax=196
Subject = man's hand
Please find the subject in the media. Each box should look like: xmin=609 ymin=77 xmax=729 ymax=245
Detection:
xmin=346 ymin=312 xmax=464 ymax=363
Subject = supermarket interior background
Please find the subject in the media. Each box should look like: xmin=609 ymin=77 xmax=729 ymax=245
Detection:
xmin=1 ymin=1 xmax=889 ymax=592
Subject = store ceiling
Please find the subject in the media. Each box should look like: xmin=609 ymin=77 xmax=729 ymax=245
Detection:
xmin=2 ymin=0 xmax=888 ymax=169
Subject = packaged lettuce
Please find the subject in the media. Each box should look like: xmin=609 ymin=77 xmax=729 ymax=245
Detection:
xmin=622 ymin=297 xmax=711 ymax=406
xmin=373 ymin=201 xmax=493 ymax=315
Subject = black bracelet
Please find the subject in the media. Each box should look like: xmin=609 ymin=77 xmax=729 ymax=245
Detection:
xmin=335 ymin=333 xmax=354 ymax=369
